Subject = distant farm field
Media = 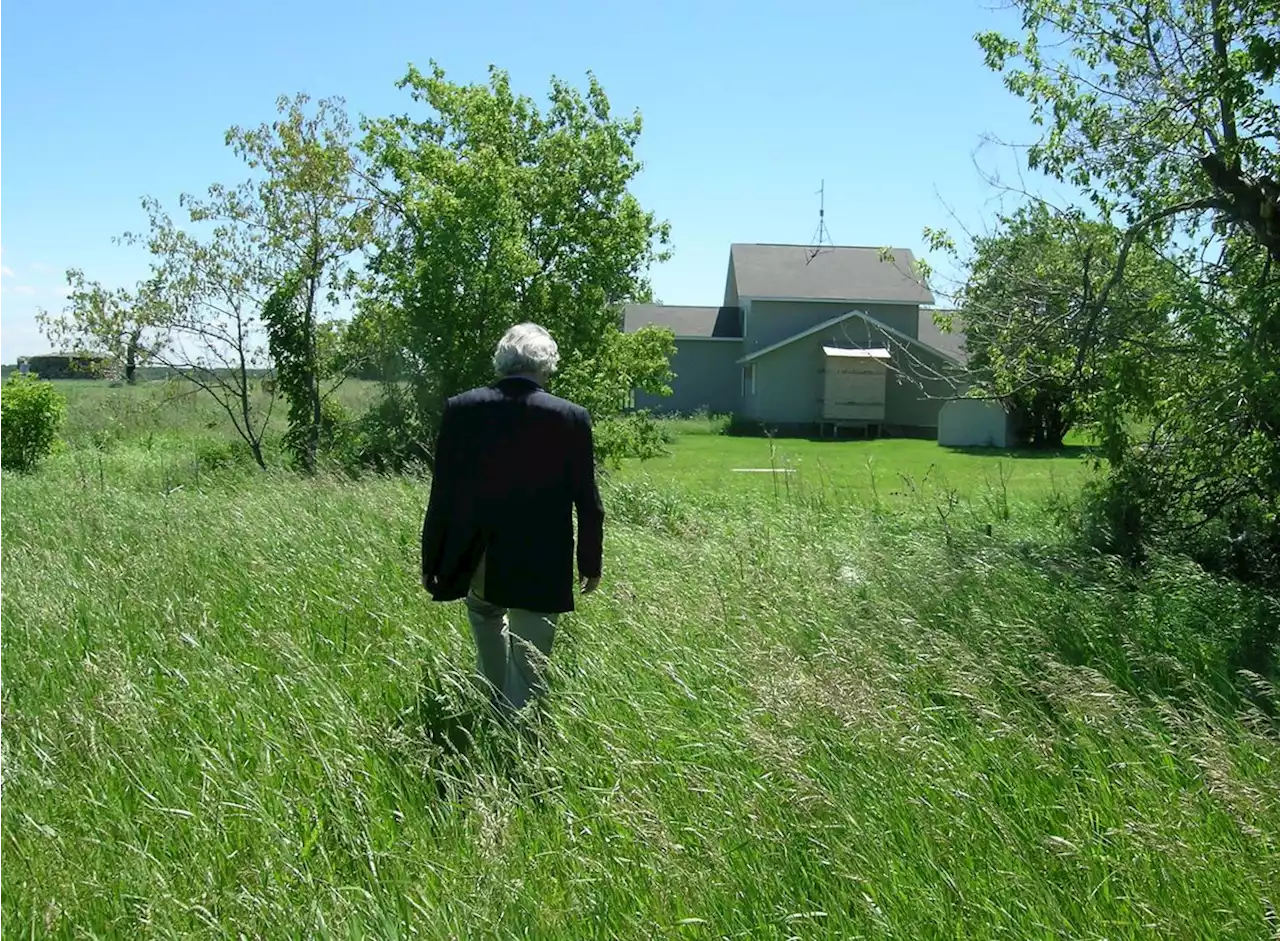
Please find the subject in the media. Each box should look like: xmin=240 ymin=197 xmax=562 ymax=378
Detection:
xmin=3 ymin=382 xmax=1278 ymax=939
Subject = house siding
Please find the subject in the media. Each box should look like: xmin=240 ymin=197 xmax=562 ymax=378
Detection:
xmin=743 ymin=300 xmax=920 ymax=353
xmin=634 ymin=338 xmax=742 ymax=415
xmin=741 ymin=318 xmax=958 ymax=432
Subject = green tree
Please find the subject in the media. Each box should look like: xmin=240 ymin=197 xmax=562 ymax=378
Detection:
xmin=976 ymin=0 xmax=1280 ymax=580
xmin=37 ymin=269 xmax=167 ymax=384
xmin=359 ymin=63 xmax=672 ymax=468
xmin=938 ymin=204 xmax=1179 ymax=449
xmin=185 ymin=94 xmax=377 ymax=472
xmin=138 ymin=197 xmax=281 ymax=467
xmin=42 ymin=96 xmax=377 ymax=471
xmin=977 ymin=0 xmax=1279 ymax=257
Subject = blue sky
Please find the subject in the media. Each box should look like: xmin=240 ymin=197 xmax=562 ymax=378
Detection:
xmin=1 ymin=0 xmax=1057 ymax=361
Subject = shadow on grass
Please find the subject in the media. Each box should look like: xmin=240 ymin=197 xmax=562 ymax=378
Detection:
xmin=1005 ymin=540 xmax=1278 ymax=717
xmin=718 ymin=423 xmax=1094 ymax=458
xmin=377 ymin=663 xmax=559 ymax=806
xmin=941 ymin=444 xmax=1095 ymax=460
xmin=412 ymin=669 xmax=489 ymax=759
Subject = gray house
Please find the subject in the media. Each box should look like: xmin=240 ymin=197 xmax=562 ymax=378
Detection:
xmin=623 ymin=243 xmax=967 ymax=436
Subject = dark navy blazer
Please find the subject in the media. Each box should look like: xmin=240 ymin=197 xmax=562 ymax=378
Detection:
xmin=421 ymin=376 xmax=604 ymax=613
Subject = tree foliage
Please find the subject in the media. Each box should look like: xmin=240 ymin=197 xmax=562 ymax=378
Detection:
xmin=938 ymin=204 xmax=1178 ymax=449
xmin=37 ymin=269 xmax=167 ymax=383
xmin=141 ymin=198 xmax=282 ymax=467
xmin=977 ymin=0 xmax=1280 ymax=586
xmin=358 ymin=63 xmax=673 ymax=468
xmin=977 ymin=0 xmax=1279 ymax=254
xmin=39 ymin=95 xmax=376 ymax=471
xmin=188 ymin=94 xmax=377 ymax=472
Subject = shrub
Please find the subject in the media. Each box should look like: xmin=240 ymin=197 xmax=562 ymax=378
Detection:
xmin=1 ymin=374 xmax=67 ymax=473
xmin=346 ymin=392 xmax=430 ymax=475
xmin=725 ymin=414 xmax=766 ymax=437
xmin=1077 ymin=461 xmax=1152 ymax=565
xmin=191 ymin=439 xmax=259 ymax=475
xmin=655 ymin=409 xmax=732 ymax=438
xmin=591 ymin=412 xmax=671 ymax=470
xmin=697 ymin=410 xmax=733 ymax=436
xmin=282 ymin=397 xmax=354 ymax=471
xmin=1081 ymin=437 xmax=1280 ymax=590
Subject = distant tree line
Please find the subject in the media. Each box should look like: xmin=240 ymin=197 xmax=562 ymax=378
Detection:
xmin=11 ymin=354 xmax=113 ymax=380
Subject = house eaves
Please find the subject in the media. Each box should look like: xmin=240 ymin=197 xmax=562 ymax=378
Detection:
xmin=737 ymin=309 xmax=966 ymax=367
xmin=740 ymin=294 xmax=931 ymax=306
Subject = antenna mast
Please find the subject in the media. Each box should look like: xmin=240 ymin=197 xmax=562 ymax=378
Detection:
xmin=807 ymin=179 xmax=834 ymax=264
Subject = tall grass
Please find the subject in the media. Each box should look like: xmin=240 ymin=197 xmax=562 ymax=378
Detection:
xmin=2 ymin=423 xmax=1278 ymax=937
xmin=50 ymin=378 xmax=384 ymax=454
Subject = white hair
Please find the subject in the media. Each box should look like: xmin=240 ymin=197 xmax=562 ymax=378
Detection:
xmin=493 ymin=323 xmax=560 ymax=378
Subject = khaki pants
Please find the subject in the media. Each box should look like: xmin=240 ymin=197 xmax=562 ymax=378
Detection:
xmin=465 ymin=553 xmax=558 ymax=713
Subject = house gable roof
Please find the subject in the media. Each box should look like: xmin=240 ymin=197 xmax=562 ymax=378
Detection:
xmin=622 ymin=304 xmax=743 ymax=339
xmin=918 ymin=308 xmax=967 ymax=364
xmin=738 ymin=309 xmax=965 ymax=367
xmin=729 ymin=243 xmax=935 ymax=305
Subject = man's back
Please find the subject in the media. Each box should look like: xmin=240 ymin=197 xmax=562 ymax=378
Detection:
xmin=422 ymin=376 xmax=603 ymax=613
xmin=446 ymin=379 xmax=588 ymax=512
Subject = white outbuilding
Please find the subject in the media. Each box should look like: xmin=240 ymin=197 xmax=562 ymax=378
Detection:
xmin=937 ymin=398 xmax=1016 ymax=449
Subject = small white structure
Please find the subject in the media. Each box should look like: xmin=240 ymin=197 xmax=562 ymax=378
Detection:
xmin=938 ymin=398 xmax=1015 ymax=448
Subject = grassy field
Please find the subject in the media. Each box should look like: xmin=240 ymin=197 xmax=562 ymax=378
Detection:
xmin=3 ymin=382 xmax=1279 ymax=938
xmin=628 ymin=423 xmax=1092 ymax=507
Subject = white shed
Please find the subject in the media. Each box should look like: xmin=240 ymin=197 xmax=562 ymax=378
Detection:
xmin=938 ymin=398 xmax=1015 ymax=448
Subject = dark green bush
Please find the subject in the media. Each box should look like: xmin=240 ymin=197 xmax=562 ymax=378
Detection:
xmin=345 ymin=392 xmax=430 ymax=475
xmin=725 ymin=414 xmax=766 ymax=437
xmin=1078 ymin=447 xmax=1279 ymax=679
xmin=1077 ymin=461 xmax=1152 ymax=565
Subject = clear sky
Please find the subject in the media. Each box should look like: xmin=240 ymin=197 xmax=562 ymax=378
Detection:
xmin=0 ymin=0 xmax=1059 ymax=361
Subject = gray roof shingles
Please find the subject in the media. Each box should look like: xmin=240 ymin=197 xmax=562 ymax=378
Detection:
xmin=622 ymin=304 xmax=743 ymax=338
xmin=729 ymin=243 xmax=935 ymax=305
xmin=917 ymin=309 xmax=967 ymax=364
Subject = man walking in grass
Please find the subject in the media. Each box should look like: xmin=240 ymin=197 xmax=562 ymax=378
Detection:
xmin=421 ymin=323 xmax=605 ymax=715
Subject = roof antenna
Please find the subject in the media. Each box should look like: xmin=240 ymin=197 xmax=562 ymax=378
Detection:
xmin=806 ymin=179 xmax=834 ymax=264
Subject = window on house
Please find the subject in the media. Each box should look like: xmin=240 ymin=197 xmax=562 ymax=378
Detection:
xmin=741 ymin=363 xmax=756 ymax=396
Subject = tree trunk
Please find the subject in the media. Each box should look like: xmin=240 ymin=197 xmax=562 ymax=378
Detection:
xmin=301 ymin=247 xmax=323 ymax=474
xmin=249 ymin=438 xmax=267 ymax=470
xmin=125 ymin=329 xmax=142 ymax=384
xmin=234 ymin=328 xmax=268 ymax=471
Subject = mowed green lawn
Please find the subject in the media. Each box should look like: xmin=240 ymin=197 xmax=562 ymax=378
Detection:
xmin=3 ymin=397 xmax=1278 ymax=939
xmin=621 ymin=427 xmax=1093 ymax=507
